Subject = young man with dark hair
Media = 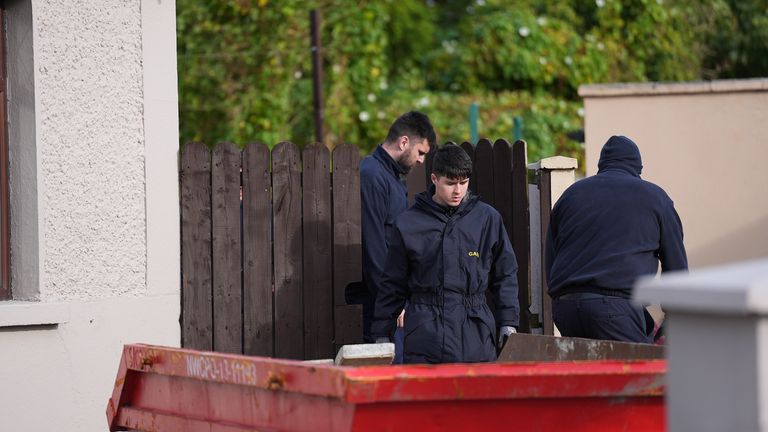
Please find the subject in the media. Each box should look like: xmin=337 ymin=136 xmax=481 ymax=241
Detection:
xmin=372 ymin=144 xmax=520 ymax=364
xmin=357 ymin=111 xmax=435 ymax=352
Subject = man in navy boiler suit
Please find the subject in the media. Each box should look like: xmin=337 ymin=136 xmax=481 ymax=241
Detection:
xmin=357 ymin=111 xmax=435 ymax=362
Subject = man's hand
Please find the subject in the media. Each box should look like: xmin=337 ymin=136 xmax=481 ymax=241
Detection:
xmin=498 ymin=325 xmax=516 ymax=348
xmin=397 ymin=310 xmax=405 ymax=328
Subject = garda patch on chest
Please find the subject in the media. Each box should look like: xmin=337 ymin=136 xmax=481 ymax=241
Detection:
xmin=468 ymin=251 xmax=480 ymax=258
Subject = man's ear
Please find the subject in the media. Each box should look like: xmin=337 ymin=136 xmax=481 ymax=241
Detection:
xmin=430 ymin=173 xmax=437 ymax=185
xmin=398 ymin=135 xmax=409 ymax=151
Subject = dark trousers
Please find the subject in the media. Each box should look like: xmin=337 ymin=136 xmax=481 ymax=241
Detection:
xmin=553 ymin=294 xmax=653 ymax=344
xmin=362 ymin=296 xmax=375 ymax=343
xmin=393 ymin=327 xmax=404 ymax=364
xmin=358 ymin=289 xmax=404 ymax=362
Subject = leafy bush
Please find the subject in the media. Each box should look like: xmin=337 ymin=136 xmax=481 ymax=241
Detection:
xmin=177 ymin=0 xmax=767 ymax=168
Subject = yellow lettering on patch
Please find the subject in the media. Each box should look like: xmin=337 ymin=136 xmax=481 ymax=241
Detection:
xmin=468 ymin=251 xmax=480 ymax=258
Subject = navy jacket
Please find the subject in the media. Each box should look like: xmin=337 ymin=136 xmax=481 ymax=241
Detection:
xmin=372 ymin=188 xmax=520 ymax=364
xmin=360 ymin=145 xmax=409 ymax=303
xmin=546 ymin=135 xmax=688 ymax=298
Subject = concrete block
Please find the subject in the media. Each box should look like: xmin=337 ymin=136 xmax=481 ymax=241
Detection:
xmin=334 ymin=343 xmax=395 ymax=366
xmin=302 ymin=358 xmax=334 ymax=366
xmin=635 ymin=258 xmax=768 ymax=432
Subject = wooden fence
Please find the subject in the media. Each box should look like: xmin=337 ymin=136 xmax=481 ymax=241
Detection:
xmin=180 ymin=138 xmax=531 ymax=360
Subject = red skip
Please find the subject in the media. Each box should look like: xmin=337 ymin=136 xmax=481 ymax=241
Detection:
xmin=107 ymin=344 xmax=665 ymax=431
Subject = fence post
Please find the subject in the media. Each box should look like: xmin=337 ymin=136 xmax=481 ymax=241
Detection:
xmin=527 ymin=156 xmax=577 ymax=335
xmin=511 ymin=140 xmax=531 ymax=333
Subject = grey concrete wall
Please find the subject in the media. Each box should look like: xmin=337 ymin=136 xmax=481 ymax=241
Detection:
xmin=580 ymin=79 xmax=768 ymax=268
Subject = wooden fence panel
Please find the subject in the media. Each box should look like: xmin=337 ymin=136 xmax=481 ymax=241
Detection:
xmin=242 ymin=142 xmax=273 ymax=356
xmin=211 ymin=142 xmax=243 ymax=354
xmin=332 ymin=144 xmax=363 ymax=348
xmin=424 ymin=145 xmax=435 ymax=184
xmin=272 ymin=142 xmax=304 ymax=359
xmin=473 ymin=139 xmax=495 ymax=206
xmin=180 ymin=138 xmax=536 ymax=356
xmin=512 ymin=140 xmax=531 ymax=333
xmin=492 ymin=139 xmax=514 ymax=239
xmin=180 ymin=142 xmax=213 ymax=351
xmin=302 ymin=143 xmax=334 ymax=359
xmin=459 ymin=142 xmax=475 ymax=192
xmin=406 ymin=160 xmax=426 ymax=206
xmin=406 ymin=143 xmax=438 ymax=205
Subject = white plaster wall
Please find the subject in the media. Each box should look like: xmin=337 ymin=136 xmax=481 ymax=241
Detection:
xmin=0 ymin=296 xmax=179 ymax=432
xmin=0 ymin=296 xmax=180 ymax=431
xmin=0 ymin=1 xmax=181 ymax=431
xmin=580 ymin=79 xmax=768 ymax=268
xmin=35 ymin=0 xmax=146 ymax=301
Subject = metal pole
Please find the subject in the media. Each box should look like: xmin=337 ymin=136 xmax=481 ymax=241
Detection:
xmin=513 ymin=116 xmax=523 ymax=141
xmin=469 ymin=102 xmax=479 ymax=145
xmin=310 ymin=10 xmax=324 ymax=144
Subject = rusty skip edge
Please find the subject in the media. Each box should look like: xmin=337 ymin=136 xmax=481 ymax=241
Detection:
xmin=107 ymin=344 xmax=665 ymax=414
xmin=106 ymin=346 xmax=132 ymax=430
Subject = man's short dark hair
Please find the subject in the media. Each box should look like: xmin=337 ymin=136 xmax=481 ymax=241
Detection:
xmin=385 ymin=111 xmax=436 ymax=148
xmin=432 ymin=144 xmax=472 ymax=179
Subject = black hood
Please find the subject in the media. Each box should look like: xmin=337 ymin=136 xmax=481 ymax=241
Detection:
xmin=597 ymin=135 xmax=643 ymax=176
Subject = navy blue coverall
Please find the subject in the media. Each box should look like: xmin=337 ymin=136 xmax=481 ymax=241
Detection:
xmin=358 ymin=145 xmax=409 ymax=344
xmin=372 ymin=188 xmax=520 ymax=363
xmin=545 ymin=135 xmax=688 ymax=343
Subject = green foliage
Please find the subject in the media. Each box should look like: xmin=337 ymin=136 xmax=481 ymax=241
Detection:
xmin=177 ymin=0 xmax=314 ymax=145
xmin=177 ymin=0 xmax=767 ymax=165
xmin=678 ymin=0 xmax=768 ymax=79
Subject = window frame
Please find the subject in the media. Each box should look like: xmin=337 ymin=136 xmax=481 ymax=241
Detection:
xmin=0 ymin=2 xmax=10 ymax=300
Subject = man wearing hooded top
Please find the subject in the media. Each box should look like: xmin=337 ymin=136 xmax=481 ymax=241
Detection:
xmin=356 ymin=111 xmax=435 ymax=361
xmin=545 ymin=135 xmax=688 ymax=343
xmin=372 ymin=144 xmax=520 ymax=363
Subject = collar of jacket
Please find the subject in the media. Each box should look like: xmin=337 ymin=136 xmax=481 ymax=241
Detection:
xmin=414 ymin=185 xmax=479 ymax=221
xmin=372 ymin=145 xmax=407 ymax=179
xmin=596 ymin=166 xmax=642 ymax=178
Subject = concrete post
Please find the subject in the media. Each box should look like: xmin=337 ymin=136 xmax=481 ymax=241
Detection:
xmin=527 ymin=156 xmax=578 ymax=334
xmin=635 ymin=258 xmax=768 ymax=432
xmin=529 ymin=156 xmax=579 ymax=205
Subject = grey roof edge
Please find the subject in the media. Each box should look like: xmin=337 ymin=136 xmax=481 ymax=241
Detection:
xmin=579 ymin=78 xmax=768 ymax=98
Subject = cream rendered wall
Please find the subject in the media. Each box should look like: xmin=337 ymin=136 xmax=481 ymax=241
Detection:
xmin=0 ymin=1 xmax=180 ymax=431
xmin=580 ymin=79 xmax=768 ymax=269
